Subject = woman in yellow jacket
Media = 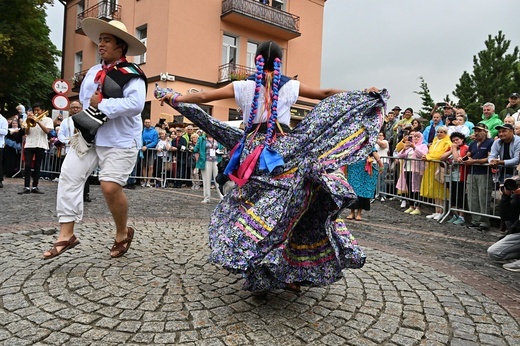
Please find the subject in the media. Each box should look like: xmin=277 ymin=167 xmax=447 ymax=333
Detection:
xmin=419 ymin=126 xmax=452 ymax=220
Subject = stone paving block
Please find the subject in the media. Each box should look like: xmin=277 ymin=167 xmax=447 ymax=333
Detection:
xmin=41 ymin=331 xmax=71 ymax=345
xmin=99 ymin=331 xmax=132 ymax=344
xmin=116 ymin=320 xmax=142 ymax=333
xmin=1 ymin=185 xmax=519 ymax=346
xmin=71 ymin=313 xmax=100 ymax=324
xmin=195 ymin=338 xmax=226 ymax=346
xmin=140 ymin=321 xmax=165 ymax=332
xmin=449 ymin=338 xmax=480 ymax=346
xmin=452 ymin=329 xmax=479 ymax=342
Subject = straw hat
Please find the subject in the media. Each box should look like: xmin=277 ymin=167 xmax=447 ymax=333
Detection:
xmin=81 ymin=18 xmax=146 ymax=56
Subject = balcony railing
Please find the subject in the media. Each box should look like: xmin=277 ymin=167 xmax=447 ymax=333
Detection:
xmin=71 ymin=69 xmax=89 ymax=91
xmin=76 ymin=1 xmax=122 ymax=32
xmin=221 ymin=0 xmax=300 ymax=38
xmin=218 ymin=63 xmax=255 ymax=83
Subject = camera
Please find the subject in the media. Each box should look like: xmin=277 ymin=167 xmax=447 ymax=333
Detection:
xmin=503 ymin=176 xmax=520 ymax=191
xmin=407 ymin=135 xmax=412 ymax=141
xmin=437 ymin=102 xmax=446 ymax=107
xmin=462 ymin=156 xmax=469 ymax=161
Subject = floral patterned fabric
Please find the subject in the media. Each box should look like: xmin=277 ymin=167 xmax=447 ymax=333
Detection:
xmin=164 ymin=89 xmax=388 ymax=291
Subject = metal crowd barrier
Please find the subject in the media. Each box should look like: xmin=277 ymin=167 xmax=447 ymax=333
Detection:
xmin=27 ymin=146 xmax=203 ymax=188
xmin=377 ymin=155 xmax=508 ymax=224
xmin=22 ymin=148 xmax=512 ymax=225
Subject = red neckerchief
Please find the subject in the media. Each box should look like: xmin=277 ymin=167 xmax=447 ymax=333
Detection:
xmin=94 ymin=57 xmax=128 ymax=101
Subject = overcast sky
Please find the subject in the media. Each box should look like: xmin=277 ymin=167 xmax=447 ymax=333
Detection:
xmin=46 ymin=0 xmax=520 ymax=115
xmin=321 ymin=0 xmax=520 ymax=115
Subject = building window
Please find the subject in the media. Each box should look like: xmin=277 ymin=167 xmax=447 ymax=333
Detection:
xmin=247 ymin=41 xmax=258 ymax=69
xmin=228 ymin=108 xmax=242 ymax=121
xmin=222 ymin=34 xmax=237 ymax=66
xmin=272 ymin=0 xmax=284 ymax=10
xmin=74 ymin=51 xmax=83 ymax=73
xmin=199 ymin=105 xmax=212 ymax=116
xmin=136 ymin=25 xmax=147 ymax=64
xmin=77 ymin=1 xmax=84 ymax=15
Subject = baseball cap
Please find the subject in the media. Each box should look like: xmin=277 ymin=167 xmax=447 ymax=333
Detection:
xmin=495 ymin=123 xmax=514 ymax=131
xmin=473 ymin=123 xmax=488 ymax=130
xmin=392 ymin=106 xmax=401 ymax=111
xmin=509 ymin=93 xmax=519 ymax=99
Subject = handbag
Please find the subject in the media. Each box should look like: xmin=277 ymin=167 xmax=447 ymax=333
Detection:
xmin=434 ymin=164 xmax=446 ymax=184
xmin=72 ymin=106 xmax=107 ymax=143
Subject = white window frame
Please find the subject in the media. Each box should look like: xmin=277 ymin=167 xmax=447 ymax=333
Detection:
xmin=246 ymin=41 xmax=258 ymax=69
xmin=74 ymin=51 xmax=83 ymax=73
xmin=135 ymin=25 xmax=147 ymax=64
xmin=272 ymin=0 xmax=284 ymax=10
xmin=222 ymin=34 xmax=237 ymax=66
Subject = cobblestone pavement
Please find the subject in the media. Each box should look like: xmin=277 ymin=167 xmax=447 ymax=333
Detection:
xmin=1 ymin=177 xmax=519 ymax=345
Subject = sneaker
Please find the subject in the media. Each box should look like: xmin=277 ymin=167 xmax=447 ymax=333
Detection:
xmin=447 ymin=215 xmax=459 ymax=223
xmin=503 ymin=260 xmax=520 ymax=272
xmin=410 ymin=209 xmax=421 ymax=215
xmin=145 ymin=183 xmax=151 ymax=188
xmin=31 ymin=187 xmax=44 ymax=194
xmin=404 ymin=207 xmax=414 ymax=213
xmin=380 ymin=196 xmax=386 ymax=202
xmin=52 ymin=177 xmax=59 ymax=182
xmin=400 ymin=200 xmax=407 ymax=208
xmin=433 ymin=213 xmax=442 ymax=221
xmin=200 ymin=200 xmax=209 ymax=204
xmin=426 ymin=213 xmax=440 ymax=219
xmin=18 ymin=187 xmax=31 ymax=194
xmin=452 ymin=218 xmax=465 ymax=225
xmin=83 ymin=194 xmax=92 ymax=203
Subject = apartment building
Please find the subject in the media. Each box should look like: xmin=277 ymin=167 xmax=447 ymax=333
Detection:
xmin=61 ymin=0 xmax=327 ymax=126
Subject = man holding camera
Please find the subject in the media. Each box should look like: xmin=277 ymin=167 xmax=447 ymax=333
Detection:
xmin=487 ymin=180 xmax=520 ymax=272
xmin=499 ymin=93 xmax=520 ymax=120
xmin=489 ymin=123 xmax=520 ymax=183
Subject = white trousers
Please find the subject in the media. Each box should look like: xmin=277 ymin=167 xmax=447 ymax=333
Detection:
xmin=56 ymin=146 xmax=137 ymax=223
xmin=201 ymin=160 xmax=223 ymax=202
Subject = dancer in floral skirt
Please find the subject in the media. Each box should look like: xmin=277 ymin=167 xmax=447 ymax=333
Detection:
xmin=156 ymin=41 xmax=387 ymax=293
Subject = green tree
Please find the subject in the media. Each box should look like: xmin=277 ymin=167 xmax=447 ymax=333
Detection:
xmin=413 ymin=76 xmax=435 ymax=119
xmin=454 ymin=31 xmax=520 ymax=121
xmin=0 ymin=0 xmax=60 ymax=114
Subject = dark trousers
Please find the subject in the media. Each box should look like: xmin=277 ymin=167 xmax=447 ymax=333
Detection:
xmin=0 ymin=147 xmax=4 ymax=182
xmin=23 ymin=147 xmax=45 ymax=188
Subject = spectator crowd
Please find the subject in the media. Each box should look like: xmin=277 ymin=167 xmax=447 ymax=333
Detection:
xmin=1 ymin=93 xmax=519 ymax=272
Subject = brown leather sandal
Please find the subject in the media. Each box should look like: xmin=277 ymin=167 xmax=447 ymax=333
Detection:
xmin=43 ymin=235 xmax=80 ymax=260
xmin=110 ymin=227 xmax=135 ymax=258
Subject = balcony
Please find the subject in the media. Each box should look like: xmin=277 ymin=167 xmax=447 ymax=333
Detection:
xmin=71 ymin=69 xmax=88 ymax=92
xmin=76 ymin=1 xmax=122 ymax=35
xmin=218 ymin=63 xmax=255 ymax=83
xmin=221 ymin=0 xmax=300 ymax=40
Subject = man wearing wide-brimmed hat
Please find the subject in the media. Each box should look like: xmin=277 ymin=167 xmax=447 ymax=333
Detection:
xmin=44 ymin=18 xmax=147 ymax=260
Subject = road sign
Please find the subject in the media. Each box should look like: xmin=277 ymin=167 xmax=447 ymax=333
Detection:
xmin=52 ymin=94 xmax=70 ymax=110
xmin=52 ymin=79 xmax=69 ymax=94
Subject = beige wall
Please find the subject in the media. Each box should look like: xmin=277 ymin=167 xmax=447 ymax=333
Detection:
xmin=63 ymin=0 xmax=326 ymax=124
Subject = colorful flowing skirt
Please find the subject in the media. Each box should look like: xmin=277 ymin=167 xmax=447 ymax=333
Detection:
xmin=162 ymin=89 xmax=388 ymax=291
